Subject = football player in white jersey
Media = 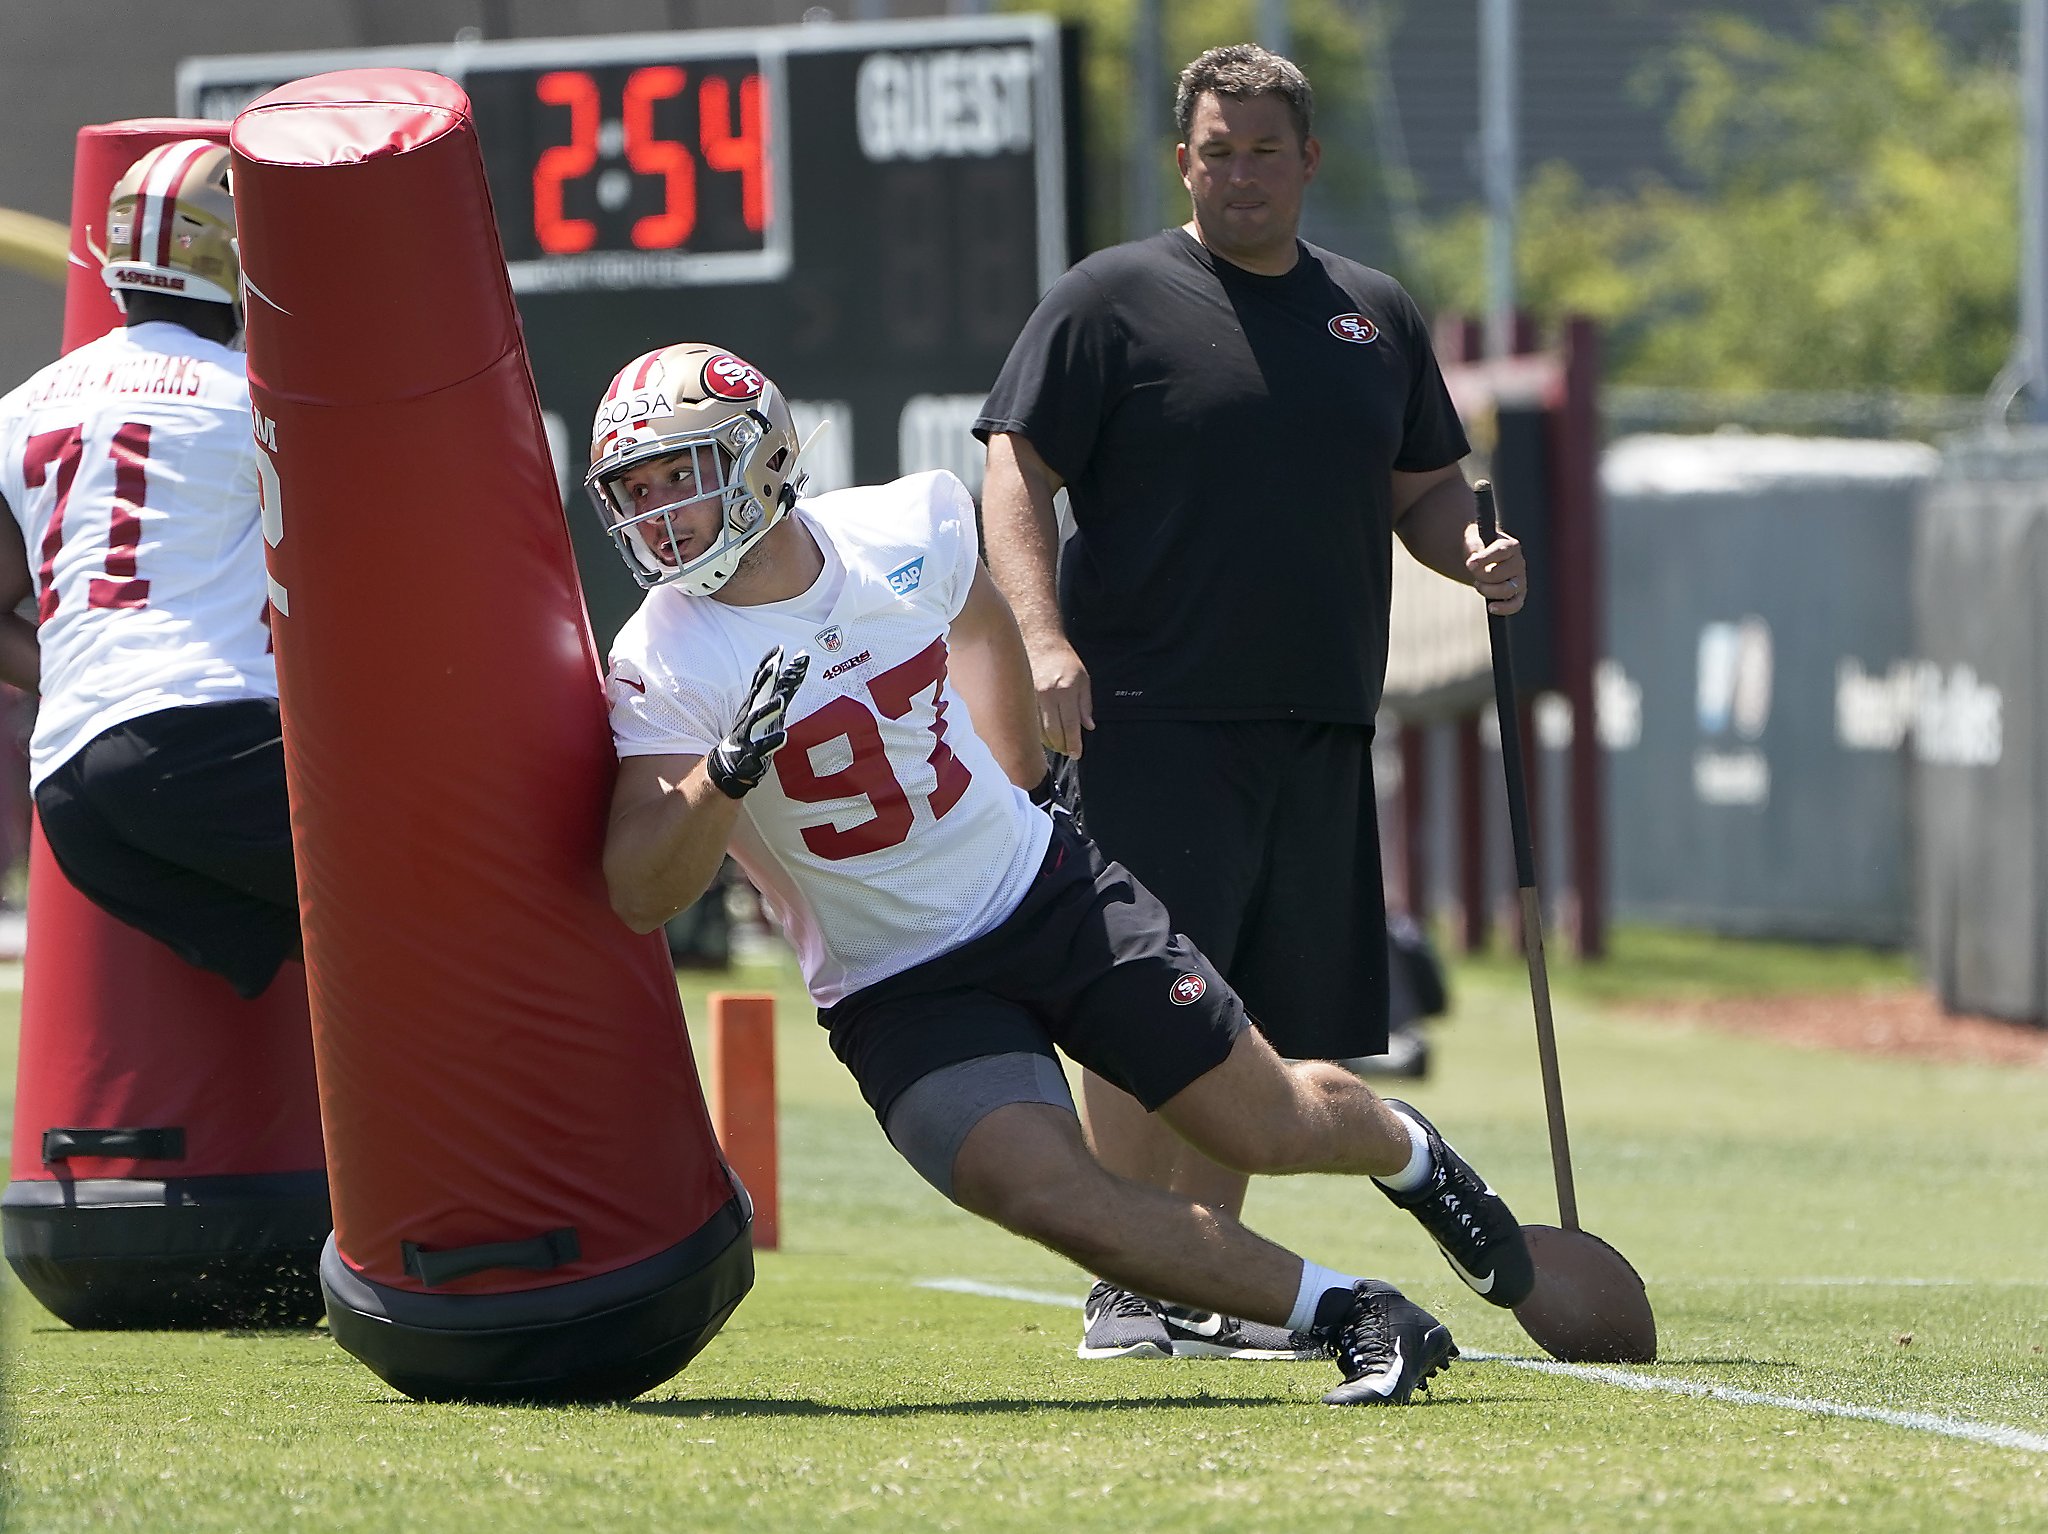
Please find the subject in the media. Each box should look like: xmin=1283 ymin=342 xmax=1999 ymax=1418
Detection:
xmin=595 ymin=344 xmax=1534 ymax=1406
xmin=0 ymin=141 xmax=297 ymax=999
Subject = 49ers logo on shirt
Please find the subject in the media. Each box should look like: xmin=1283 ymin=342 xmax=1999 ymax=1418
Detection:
xmin=1328 ymin=312 xmax=1380 ymax=344
xmin=702 ymin=353 xmax=765 ymax=399
xmin=1169 ymin=973 xmax=1208 ymax=1006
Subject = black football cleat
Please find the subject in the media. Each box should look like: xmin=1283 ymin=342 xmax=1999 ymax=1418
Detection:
xmin=1077 ymin=1282 xmax=1172 ymax=1360
xmin=1375 ymin=1099 xmax=1535 ymax=1308
xmin=1319 ymin=1280 xmax=1457 ymax=1405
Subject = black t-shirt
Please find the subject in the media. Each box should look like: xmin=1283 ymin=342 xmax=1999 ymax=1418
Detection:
xmin=974 ymin=229 xmax=1468 ymax=722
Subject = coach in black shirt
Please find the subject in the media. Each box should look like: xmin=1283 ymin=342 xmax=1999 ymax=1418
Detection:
xmin=975 ymin=42 xmax=1527 ymax=1362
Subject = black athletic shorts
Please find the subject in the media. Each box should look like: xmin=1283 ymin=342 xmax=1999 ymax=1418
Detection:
xmin=34 ymin=698 xmax=299 ymax=1000
xmin=1072 ymin=718 xmax=1389 ymax=1060
xmin=820 ymin=815 xmax=1248 ymax=1124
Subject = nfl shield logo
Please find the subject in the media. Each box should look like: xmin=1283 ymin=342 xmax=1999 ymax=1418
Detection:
xmin=816 ymin=625 xmax=844 ymax=654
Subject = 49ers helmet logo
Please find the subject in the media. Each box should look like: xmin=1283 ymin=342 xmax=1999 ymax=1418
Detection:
xmin=1169 ymin=973 xmax=1207 ymax=1006
xmin=703 ymin=353 xmax=765 ymax=400
xmin=1328 ymin=312 xmax=1380 ymax=344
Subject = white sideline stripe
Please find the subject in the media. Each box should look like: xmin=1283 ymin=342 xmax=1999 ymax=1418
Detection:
xmin=1700 ymin=1276 xmax=2047 ymax=1288
xmin=918 ymin=1278 xmax=1082 ymax=1309
xmin=1461 ymin=1352 xmax=2048 ymax=1455
xmin=918 ymin=1278 xmax=2048 ymax=1455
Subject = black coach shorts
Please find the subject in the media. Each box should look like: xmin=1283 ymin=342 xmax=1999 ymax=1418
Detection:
xmin=1072 ymin=718 xmax=1389 ymax=1061
xmin=819 ymin=816 xmax=1249 ymax=1125
xmin=34 ymin=698 xmax=299 ymax=1000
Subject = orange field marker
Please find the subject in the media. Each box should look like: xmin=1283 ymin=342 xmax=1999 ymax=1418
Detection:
xmin=707 ymin=992 xmax=778 ymax=1250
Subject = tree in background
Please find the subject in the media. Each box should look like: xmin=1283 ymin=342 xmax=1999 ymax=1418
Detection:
xmin=1411 ymin=1 xmax=2019 ymax=395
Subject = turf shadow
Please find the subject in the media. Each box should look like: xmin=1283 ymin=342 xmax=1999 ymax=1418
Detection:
xmin=631 ymin=1394 xmax=1348 ymax=1418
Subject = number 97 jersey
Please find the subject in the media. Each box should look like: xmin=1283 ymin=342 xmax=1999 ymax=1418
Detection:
xmin=607 ymin=469 xmax=1051 ymax=1005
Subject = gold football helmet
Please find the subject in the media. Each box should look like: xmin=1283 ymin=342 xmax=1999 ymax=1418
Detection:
xmin=102 ymin=139 xmax=239 ymax=314
xmin=586 ymin=343 xmax=807 ymax=595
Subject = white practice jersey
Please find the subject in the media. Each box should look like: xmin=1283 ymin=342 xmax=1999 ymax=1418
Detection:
xmin=0 ymin=322 xmax=276 ymax=788
xmin=608 ymin=470 xmax=1052 ymax=1006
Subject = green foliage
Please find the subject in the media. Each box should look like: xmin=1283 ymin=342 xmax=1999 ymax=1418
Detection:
xmin=1450 ymin=921 xmax=1920 ymax=1007
xmin=1410 ymin=1 xmax=2021 ymax=394
xmin=995 ymin=0 xmax=1384 ymax=251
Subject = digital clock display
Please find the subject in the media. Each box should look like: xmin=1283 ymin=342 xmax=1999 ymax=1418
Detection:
xmin=465 ymin=52 xmax=787 ymax=291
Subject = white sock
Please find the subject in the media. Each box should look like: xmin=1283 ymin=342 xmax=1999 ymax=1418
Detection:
xmin=1287 ymin=1259 xmax=1363 ymax=1334
xmin=1372 ymin=1108 xmax=1434 ymax=1193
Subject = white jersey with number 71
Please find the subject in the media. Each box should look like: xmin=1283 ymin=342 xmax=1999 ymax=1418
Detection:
xmin=0 ymin=320 xmax=278 ymax=790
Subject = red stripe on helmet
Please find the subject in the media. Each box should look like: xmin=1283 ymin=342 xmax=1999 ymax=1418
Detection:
xmin=147 ymin=142 xmax=212 ymax=269
xmin=630 ymin=349 xmax=663 ymax=390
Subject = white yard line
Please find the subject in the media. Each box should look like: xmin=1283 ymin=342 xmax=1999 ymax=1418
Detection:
xmin=917 ymin=1278 xmax=1083 ymax=1309
xmin=1458 ymin=1351 xmax=2048 ymax=1454
xmin=916 ymin=1277 xmax=2048 ymax=1455
xmin=1690 ymin=1276 xmax=2048 ymax=1288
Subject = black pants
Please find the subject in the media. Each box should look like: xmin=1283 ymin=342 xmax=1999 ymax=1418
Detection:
xmin=35 ymin=699 xmax=299 ymax=999
xmin=821 ymin=816 xmax=1247 ymax=1124
xmin=1071 ymin=718 xmax=1388 ymax=1060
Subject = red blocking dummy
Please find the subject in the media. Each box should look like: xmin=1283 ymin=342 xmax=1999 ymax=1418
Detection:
xmin=232 ymin=70 xmax=750 ymax=1403
xmin=0 ymin=119 xmax=328 ymax=1331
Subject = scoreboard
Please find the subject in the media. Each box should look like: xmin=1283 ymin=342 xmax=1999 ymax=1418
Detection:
xmin=180 ymin=16 xmax=1081 ymax=645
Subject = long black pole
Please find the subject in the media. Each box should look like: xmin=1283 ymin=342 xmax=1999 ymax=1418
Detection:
xmin=1476 ymin=479 xmax=1579 ymax=1231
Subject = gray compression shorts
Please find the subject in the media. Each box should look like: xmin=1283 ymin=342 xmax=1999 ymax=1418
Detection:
xmin=882 ymin=1052 xmax=1076 ymax=1202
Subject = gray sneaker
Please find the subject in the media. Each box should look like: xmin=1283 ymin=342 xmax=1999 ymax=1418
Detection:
xmin=1078 ymin=1282 xmax=1171 ymax=1359
xmin=1160 ymin=1304 xmax=1330 ymax=1360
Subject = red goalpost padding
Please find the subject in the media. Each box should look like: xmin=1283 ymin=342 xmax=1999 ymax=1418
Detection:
xmin=0 ymin=118 xmax=329 ymax=1331
xmin=231 ymin=69 xmax=751 ymax=1402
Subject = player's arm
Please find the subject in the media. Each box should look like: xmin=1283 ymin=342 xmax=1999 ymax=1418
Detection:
xmin=0 ymin=492 xmax=39 ymax=692
xmin=603 ymin=647 xmax=809 ymax=934
xmin=1391 ymin=461 xmax=1527 ymax=615
xmin=603 ymin=752 xmax=743 ymax=933
xmin=946 ymin=559 xmax=1046 ymax=793
xmin=980 ymin=431 xmax=1094 ymax=756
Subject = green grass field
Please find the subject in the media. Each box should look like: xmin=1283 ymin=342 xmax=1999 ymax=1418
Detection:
xmin=4 ymin=931 xmax=2045 ymax=1532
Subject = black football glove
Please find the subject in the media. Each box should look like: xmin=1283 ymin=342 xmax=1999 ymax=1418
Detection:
xmin=1030 ymin=750 xmax=1086 ymax=834
xmin=707 ymin=646 xmax=809 ymax=799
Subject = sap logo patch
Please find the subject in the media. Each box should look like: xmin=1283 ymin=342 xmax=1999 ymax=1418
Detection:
xmin=1328 ymin=312 xmax=1380 ymax=344
xmin=1169 ymin=973 xmax=1207 ymax=1006
xmin=887 ymin=557 xmax=926 ymax=596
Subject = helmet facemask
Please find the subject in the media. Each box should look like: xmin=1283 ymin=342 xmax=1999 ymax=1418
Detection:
xmin=585 ymin=345 xmax=806 ymax=595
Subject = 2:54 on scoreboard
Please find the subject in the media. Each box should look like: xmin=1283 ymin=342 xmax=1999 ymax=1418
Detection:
xmin=464 ymin=50 xmax=790 ymax=293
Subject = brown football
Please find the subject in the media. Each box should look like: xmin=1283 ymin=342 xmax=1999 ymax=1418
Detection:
xmin=1512 ymin=1224 xmax=1658 ymax=1364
